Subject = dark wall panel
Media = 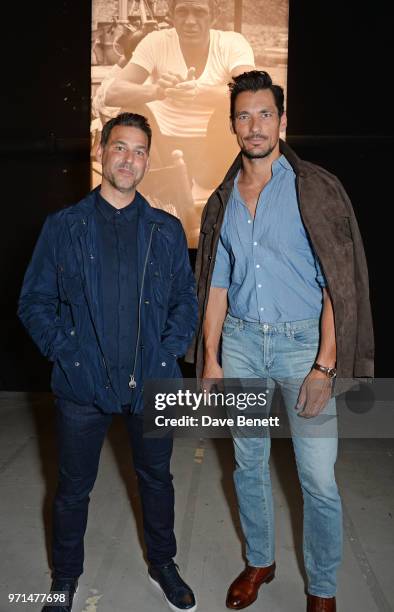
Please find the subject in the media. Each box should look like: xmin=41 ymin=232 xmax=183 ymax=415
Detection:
xmin=286 ymin=1 xmax=390 ymax=137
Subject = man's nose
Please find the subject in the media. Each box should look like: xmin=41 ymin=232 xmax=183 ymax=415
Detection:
xmin=185 ymin=11 xmax=197 ymax=24
xmin=123 ymin=150 xmax=135 ymax=164
xmin=250 ymin=116 xmax=261 ymax=132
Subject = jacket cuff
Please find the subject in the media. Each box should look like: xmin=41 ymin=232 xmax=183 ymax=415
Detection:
xmin=353 ymin=357 xmax=374 ymax=378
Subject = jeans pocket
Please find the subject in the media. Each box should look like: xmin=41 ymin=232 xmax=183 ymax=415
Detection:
xmin=222 ymin=315 xmax=240 ymax=337
xmin=292 ymin=324 xmax=320 ymax=348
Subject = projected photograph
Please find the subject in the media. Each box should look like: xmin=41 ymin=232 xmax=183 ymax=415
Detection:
xmin=91 ymin=0 xmax=289 ymax=247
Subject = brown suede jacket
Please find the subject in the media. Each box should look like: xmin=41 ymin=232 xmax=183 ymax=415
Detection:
xmin=186 ymin=140 xmax=374 ymax=379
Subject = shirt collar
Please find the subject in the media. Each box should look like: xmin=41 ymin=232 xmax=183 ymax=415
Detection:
xmin=232 ymin=170 xmax=243 ymax=204
xmin=96 ymin=189 xmax=140 ymax=223
xmin=272 ymin=154 xmax=293 ymax=175
xmin=232 ymin=154 xmax=293 ymax=201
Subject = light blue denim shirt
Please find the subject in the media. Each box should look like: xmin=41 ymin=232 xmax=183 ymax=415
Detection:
xmin=211 ymin=155 xmax=326 ymax=323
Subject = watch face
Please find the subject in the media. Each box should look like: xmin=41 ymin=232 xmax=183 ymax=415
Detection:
xmin=328 ymin=368 xmax=337 ymax=379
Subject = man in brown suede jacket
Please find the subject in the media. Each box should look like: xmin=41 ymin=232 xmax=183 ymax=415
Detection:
xmin=188 ymin=71 xmax=373 ymax=612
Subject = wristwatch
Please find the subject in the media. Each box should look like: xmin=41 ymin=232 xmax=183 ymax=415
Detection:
xmin=312 ymin=362 xmax=337 ymax=379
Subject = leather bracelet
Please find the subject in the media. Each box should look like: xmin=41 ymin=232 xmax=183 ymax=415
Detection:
xmin=312 ymin=362 xmax=337 ymax=379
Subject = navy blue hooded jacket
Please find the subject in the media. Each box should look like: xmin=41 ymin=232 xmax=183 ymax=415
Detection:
xmin=18 ymin=188 xmax=198 ymax=413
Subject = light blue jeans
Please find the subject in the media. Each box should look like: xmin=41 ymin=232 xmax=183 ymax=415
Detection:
xmin=221 ymin=314 xmax=342 ymax=598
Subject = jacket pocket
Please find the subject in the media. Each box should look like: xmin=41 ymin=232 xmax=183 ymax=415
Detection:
xmin=158 ymin=346 xmax=179 ymax=373
xmin=144 ymin=345 xmax=180 ymax=380
xmin=52 ymin=348 xmax=95 ymax=405
xmin=59 ymin=271 xmax=85 ymax=305
xmin=149 ymin=259 xmax=172 ymax=308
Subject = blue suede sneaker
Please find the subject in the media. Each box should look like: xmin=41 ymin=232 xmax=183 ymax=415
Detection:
xmin=148 ymin=562 xmax=197 ymax=611
xmin=41 ymin=578 xmax=78 ymax=612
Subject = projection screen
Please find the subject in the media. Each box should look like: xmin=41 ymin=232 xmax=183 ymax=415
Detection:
xmin=91 ymin=0 xmax=289 ymax=247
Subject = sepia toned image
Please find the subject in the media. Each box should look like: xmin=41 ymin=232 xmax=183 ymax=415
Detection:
xmin=91 ymin=0 xmax=289 ymax=246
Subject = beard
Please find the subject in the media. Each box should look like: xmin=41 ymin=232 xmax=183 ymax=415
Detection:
xmin=240 ymin=141 xmax=277 ymax=160
xmin=103 ymin=166 xmax=138 ymax=194
xmin=238 ymin=132 xmax=280 ymax=160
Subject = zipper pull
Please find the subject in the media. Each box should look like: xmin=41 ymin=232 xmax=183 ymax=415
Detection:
xmin=129 ymin=374 xmax=137 ymax=389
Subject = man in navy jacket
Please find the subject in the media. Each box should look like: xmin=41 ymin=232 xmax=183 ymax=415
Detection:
xmin=18 ymin=113 xmax=198 ymax=612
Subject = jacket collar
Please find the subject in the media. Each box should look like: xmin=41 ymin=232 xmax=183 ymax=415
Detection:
xmin=65 ymin=186 xmax=165 ymax=231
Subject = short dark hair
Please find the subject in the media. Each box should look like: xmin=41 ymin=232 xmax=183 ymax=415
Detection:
xmin=229 ymin=70 xmax=285 ymax=126
xmin=168 ymin=0 xmax=215 ymax=16
xmin=100 ymin=112 xmax=152 ymax=151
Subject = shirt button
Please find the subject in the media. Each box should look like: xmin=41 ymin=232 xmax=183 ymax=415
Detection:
xmin=116 ymin=210 xmax=121 ymax=215
xmin=263 ymin=323 xmax=268 ymax=330
xmin=70 ymin=329 xmax=75 ymax=336
xmin=74 ymin=361 xmax=80 ymax=367
xmin=258 ymin=284 xmax=262 ymax=288
xmin=256 ymin=264 xmax=260 ymax=269
xmin=247 ymin=219 xmax=252 ymax=224
xmin=253 ymin=241 xmax=258 ymax=246
xmin=161 ymin=362 xmax=166 ymax=367
xmin=260 ymin=308 xmax=265 ymax=312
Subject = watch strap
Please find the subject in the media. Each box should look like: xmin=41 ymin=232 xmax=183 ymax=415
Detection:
xmin=312 ymin=362 xmax=337 ymax=378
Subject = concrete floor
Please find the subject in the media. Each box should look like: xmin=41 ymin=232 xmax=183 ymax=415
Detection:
xmin=0 ymin=393 xmax=393 ymax=612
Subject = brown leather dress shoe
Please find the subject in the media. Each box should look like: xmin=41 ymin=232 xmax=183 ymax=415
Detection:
xmin=307 ymin=594 xmax=336 ymax=611
xmin=226 ymin=563 xmax=276 ymax=609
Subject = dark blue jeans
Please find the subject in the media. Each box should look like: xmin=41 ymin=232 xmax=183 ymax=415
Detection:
xmin=52 ymin=399 xmax=176 ymax=579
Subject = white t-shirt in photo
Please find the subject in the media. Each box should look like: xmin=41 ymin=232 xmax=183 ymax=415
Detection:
xmin=130 ymin=28 xmax=255 ymax=137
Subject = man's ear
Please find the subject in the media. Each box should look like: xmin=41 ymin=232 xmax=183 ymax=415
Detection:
xmin=95 ymin=144 xmax=103 ymax=163
xmin=229 ymin=118 xmax=235 ymax=135
xmin=280 ymin=111 xmax=287 ymax=133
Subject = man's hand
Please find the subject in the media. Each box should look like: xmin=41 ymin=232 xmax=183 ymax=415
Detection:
xmin=201 ymin=358 xmax=224 ymax=394
xmin=155 ymin=71 xmax=182 ymax=99
xmin=165 ymin=80 xmax=198 ymax=102
xmin=157 ymin=70 xmax=185 ymax=89
xmin=296 ymin=369 xmax=333 ymax=418
xmin=161 ymin=67 xmax=197 ymax=101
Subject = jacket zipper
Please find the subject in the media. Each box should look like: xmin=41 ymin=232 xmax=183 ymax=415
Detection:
xmin=129 ymin=223 xmax=156 ymax=389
